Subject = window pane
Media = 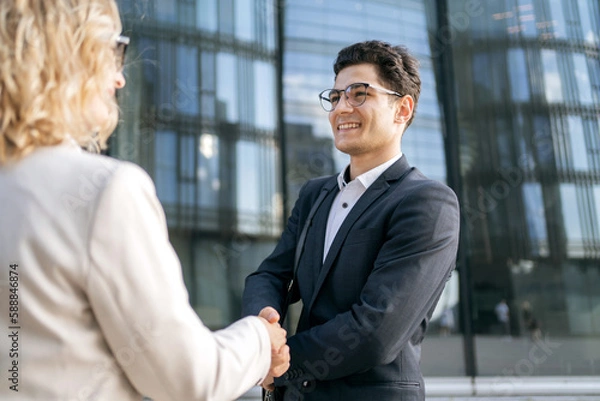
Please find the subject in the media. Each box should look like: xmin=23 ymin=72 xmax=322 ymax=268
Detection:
xmin=155 ymin=130 xmax=178 ymax=204
xmin=578 ymin=0 xmax=598 ymax=44
xmin=176 ymin=45 xmax=199 ymax=115
xmin=216 ymin=53 xmax=238 ymax=123
xmin=237 ymin=141 xmax=261 ymax=235
xmin=219 ymin=0 xmax=234 ymax=35
xmin=572 ymin=54 xmax=594 ymax=105
xmin=522 ymin=183 xmax=549 ymax=256
xmin=254 ymin=61 xmax=276 ymax=130
xmin=201 ymin=51 xmax=216 ymax=118
xmin=180 ymin=135 xmax=195 ymax=179
xmin=508 ymin=48 xmax=530 ymax=101
xmin=198 ymin=133 xmax=220 ymax=208
xmin=595 ymin=186 xmax=600 ymax=236
xmin=542 ymin=50 xmax=563 ymax=103
xmin=547 ymin=0 xmax=567 ymax=38
xmin=157 ymin=41 xmax=174 ymax=113
xmin=517 ymin=0 xmax=537 ymax=37
xmin=197 ymin=0 xmax=217 ymax=31
xmin=567 ymin=116 xmax=588 ymax=171
xmin=155 ymin=0 xmax=176 ymax=23
xmin=235 ymin=0 xmax=254 ymax=41
xmin=560 ymin=184 xmax=583 ymax=257
xmin=236 ymin=140 xmax=278 ymax=235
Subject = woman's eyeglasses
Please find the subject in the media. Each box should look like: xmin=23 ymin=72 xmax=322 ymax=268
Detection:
xmin=115 ymin=35 xmax=130 ymax=70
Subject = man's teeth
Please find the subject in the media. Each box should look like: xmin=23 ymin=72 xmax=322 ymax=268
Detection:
xmin=338 ymin=123 xmax=360 ymax=130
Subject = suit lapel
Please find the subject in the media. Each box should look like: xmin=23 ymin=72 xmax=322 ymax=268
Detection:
xmin=305 ymin=157 xmax=413 ymax=314
xmin=299 ymin=178 xmax=338 ymax=297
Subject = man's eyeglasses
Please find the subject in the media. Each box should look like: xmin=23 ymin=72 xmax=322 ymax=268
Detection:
xmin=318 ymin=82 xmax=403 ymax=112
xmin=115 ymin=35 xmax=130 ymax=70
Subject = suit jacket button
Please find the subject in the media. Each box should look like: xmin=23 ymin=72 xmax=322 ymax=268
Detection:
xmin=302 ymin=380 xmax=310 ymax=388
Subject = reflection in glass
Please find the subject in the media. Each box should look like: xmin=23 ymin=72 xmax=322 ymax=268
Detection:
xmin=201 ymin=51 xmax=216 ymax=118
xmin=508 ymin=49 xmax=530 ymax=101
xmin=197 ymin=0 xmax=217 ymax=32
xmin=421 ymin=272 xmax=465 ymax=376
xmin=572 ymin=54 xmax=594 ymax=105
xmin=235 ymin=0 xmax=254 ymax=41
xmin=180 ymin=136 xmax=195 ymax=207
xmin=176 ymin=45 xmax=199 ymax=115
xmin=198 ymin=134 xmax=220 ymax=208
xmin=567 ymin=116 xmax=588 ymax=171
xmin=155 ymin=0 xmax=176 ymax=23
xmin=254 ymin=61 xmax=276 ymax=130
xmin=590 ymin=58 xmax=600 ymax=104
xmin=517 ymin=0 xmax=537 ymax=37
xmin=219 ymin=0 xmax=234 ymax=35
xmin=236 ymin=140 xmax=278 ymax=235
xmin=192 ymin=240 xmax=233 ymax=328
xmin=155 ymin=131 xmax=178 ymax=204
xmin=217 ymin=53 xmax=238 ymax=123
xmin=562 ymin=263 xmax=600 ymax=334
xmin=522 ymin=183 xmax=549 ymax=257
xmin=560 ymin=184 xmax=584 ymax=257
xmin=577 ymin=0 xmax=598 ymax=44
xmin=547 ymin=0 xmax=567 ymax=38
xmin=542 ymin=50 xmax=563 ymax=103
xmin=594 ymin=186 xmax=600 ymax=236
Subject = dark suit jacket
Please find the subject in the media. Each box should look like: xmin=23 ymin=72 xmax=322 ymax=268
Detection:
xmin=242 ymin=156 xmax=460 ymax=401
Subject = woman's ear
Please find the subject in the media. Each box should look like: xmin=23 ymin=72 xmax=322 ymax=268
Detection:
xmin=394 ymin=95 xmax=414 ymax=125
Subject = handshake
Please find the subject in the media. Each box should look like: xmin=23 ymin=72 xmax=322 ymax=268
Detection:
xmin=258 ymin=306 xmax=290 ymax=391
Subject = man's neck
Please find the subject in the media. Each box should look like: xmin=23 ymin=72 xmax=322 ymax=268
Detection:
xmin=348 ymin=150 xmax=401 ymax=180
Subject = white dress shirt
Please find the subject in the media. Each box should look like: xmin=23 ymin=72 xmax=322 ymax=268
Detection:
xmin=323 ymin=154 xmax=401 ymax=261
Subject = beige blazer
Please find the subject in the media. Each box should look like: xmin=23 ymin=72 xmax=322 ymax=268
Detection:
xmin=0 ymin=143 xmax=270 ymax=401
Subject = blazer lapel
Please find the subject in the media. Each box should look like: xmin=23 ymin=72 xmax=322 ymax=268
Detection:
xmin=305 ymin=157 xmax=413 ymax=313
xmin=299 ymin=178 xmax=339 ymax=300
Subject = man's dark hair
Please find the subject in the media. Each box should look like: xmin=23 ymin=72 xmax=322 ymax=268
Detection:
xmin=333 ymin=40 xmax=421 ymax=127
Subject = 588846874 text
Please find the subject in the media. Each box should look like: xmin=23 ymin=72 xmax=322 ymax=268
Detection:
xmin=7 ymin=263 xmax=20 ymax=392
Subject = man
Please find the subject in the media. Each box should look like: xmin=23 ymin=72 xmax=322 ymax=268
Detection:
xmin=242 ymin=40 xmax=460 ymax=401
xmin=495 ymin=299 xmax=511 ymax=337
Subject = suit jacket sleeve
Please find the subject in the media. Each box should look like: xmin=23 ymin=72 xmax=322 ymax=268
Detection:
xmin=278 ymin=179 xmax=460 ymax=384
xmin=87 ymin=164 xmax=271 ymax=401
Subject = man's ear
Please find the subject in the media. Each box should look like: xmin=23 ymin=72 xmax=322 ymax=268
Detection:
xmin=394 ymin=95 xmax=414 ymax=125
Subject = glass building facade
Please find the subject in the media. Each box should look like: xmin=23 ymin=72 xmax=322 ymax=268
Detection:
xmin=428 ymin=0 xmax=600 ymax=377
xmin=113 ymin=0 xmax=600 ymax=392
xmin=115 ymin=0 xmax=282 ymax=329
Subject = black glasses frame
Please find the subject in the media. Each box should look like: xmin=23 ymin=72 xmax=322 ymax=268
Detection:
xmin=318 ymin=82 xmax=403 ymax=112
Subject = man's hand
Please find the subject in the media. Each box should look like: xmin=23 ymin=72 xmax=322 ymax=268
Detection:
xmin=258 ymin=306 xmax=290 ymax=381
xmin=259 ymin=306 xmax=281 ymax=324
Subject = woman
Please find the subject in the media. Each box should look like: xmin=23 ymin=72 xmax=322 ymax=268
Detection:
xmin=0 ymin=1 xmax=288 ymax=400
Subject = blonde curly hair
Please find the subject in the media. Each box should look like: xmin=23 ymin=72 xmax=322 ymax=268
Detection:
xmin=0 ymin=0 xmax=122 ymax=164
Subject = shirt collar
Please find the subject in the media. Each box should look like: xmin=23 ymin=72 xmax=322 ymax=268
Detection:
xmin=336 ymin=153 xmax=402 ymax=190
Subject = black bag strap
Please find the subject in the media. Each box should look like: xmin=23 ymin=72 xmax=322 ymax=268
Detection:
xmin=280 ymin=186 xmax=330 ymax=323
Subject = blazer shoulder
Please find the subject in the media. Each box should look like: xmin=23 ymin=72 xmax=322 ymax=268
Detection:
xmin=400 ymin=168 xmax=459 ymax=205
xmin=299 ymin=174 xmax=337 ymax=198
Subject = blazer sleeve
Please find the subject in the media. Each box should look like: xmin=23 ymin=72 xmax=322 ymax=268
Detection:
xmin=86 ymin=163 xmax=271 ymax=401
xmin=278 ymin=180 xmax=460 ymax=384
